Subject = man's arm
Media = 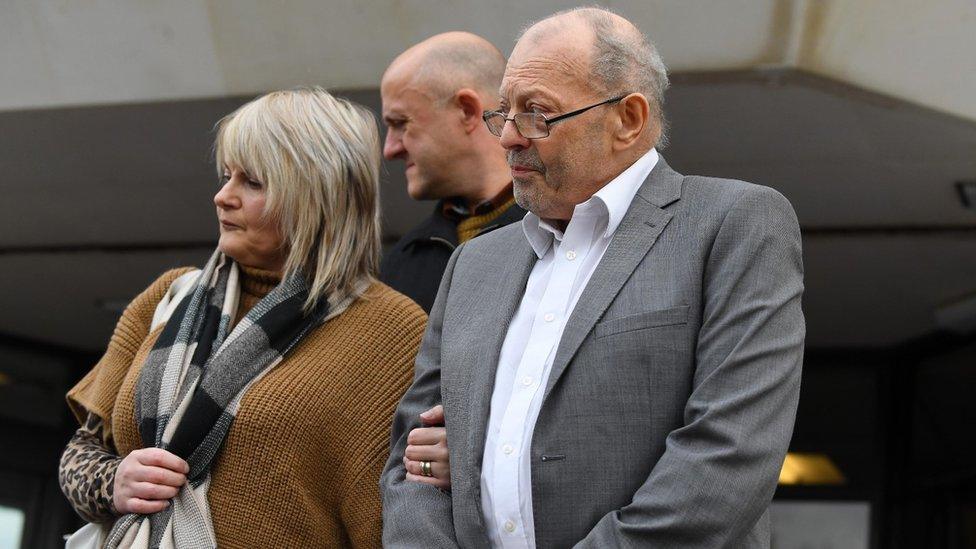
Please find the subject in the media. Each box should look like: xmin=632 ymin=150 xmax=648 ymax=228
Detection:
xmin=380 ymin=244 xmax=465 ymax=548
xmin=577 ymin=185 xmax=805 ymax=548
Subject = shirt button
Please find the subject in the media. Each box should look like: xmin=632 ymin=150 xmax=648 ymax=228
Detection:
xmin=544 ymin=313 xmax=555 ymax=322
xmin=521 ymin=376 xmax=533 ymax=386
xmin=504 ymin=521 xmax=516 ymax=533
xmin=566 ymin=250 xmax=577 ymax=260
xmin=502 ymin=444 xmax=514 ymax=455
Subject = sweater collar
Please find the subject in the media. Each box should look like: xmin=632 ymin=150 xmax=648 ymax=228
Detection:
xmin=238 ymin=264 xmax=281 ymax=301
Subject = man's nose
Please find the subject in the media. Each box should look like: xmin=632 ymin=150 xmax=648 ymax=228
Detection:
xmin=498 ymin=119 xmax=530 ymax=150
xmin=383 ymin=131 xmax=405 ymax=160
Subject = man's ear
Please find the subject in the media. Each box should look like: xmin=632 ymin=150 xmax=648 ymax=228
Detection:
xmin=612 ymin=93 xmax=651 ymax=150
xmin=453 ymin=89 xmax=485 ymax=134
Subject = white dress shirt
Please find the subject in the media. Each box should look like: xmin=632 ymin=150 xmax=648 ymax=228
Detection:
xmin=480 ymin=148 xmax=659 ymax=548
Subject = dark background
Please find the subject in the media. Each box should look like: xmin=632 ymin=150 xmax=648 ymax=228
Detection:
xmin=1 ymin=69 xmax=974 ymax=547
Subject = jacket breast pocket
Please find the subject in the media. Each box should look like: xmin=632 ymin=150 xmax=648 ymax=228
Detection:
xmin=594 ymin=305 xmax=690 ymax=339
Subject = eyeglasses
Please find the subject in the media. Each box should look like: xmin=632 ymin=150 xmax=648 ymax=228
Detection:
xmin=483 ymin=95 xmax=627 ymax=139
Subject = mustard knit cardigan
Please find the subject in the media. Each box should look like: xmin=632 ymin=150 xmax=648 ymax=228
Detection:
xmin=67 ymin=268 xmax=426 ymax=548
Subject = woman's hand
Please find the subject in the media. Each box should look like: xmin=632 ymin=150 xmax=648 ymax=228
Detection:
xmin=113 ymin=448 xmax=189 ymax=514
xmin=403 ymin=405 xmax=451 ymax=490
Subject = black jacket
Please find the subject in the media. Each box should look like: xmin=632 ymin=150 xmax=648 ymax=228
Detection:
xmin=380 ymin=200 xmax=526 ymax=313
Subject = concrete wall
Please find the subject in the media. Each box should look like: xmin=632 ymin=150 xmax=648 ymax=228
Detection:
xmin=4 ymin=1 xmax=975 ymax=120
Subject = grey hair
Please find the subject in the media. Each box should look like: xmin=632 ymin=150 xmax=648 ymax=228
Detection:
xmin=519 ymin=6 xmax=670 ymax=147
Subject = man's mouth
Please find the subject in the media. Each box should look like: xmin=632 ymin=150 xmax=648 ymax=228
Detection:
xmin=508 ymin=151 xmax=544 ymax=175
xmin=510 ymin=164 xmax=537 ymax=175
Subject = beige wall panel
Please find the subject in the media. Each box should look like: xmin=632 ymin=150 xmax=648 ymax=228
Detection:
xmin=799 ymin=0 xmax=976 ymax=120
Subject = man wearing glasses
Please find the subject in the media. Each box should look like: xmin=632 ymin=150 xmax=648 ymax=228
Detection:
xmin=383 ymin=7 xmax=804 ymax=548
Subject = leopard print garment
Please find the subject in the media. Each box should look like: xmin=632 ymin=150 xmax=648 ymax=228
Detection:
xmin=58 ymin=413 xmax=121 ymax=523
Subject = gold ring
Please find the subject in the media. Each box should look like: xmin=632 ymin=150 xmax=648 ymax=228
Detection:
xmin=420 ymin=460 xmax=433 ymax=477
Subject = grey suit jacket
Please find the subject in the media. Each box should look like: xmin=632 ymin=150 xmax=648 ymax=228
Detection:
xmin=381 ymin=157 xmax=805 ymax=548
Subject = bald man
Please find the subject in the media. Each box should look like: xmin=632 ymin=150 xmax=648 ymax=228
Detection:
xmin=380 ymin=32 xmax=525 ymax=313
xmin=382 ymin=7 xmax=803 ymax=548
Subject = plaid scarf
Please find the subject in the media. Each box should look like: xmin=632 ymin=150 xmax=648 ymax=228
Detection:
xmin=105 ymin=251 xmax=333 ymax=549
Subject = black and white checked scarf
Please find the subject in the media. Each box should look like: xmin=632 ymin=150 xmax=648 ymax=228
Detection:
xmin=105 ymin=251 xmax=337 ymax=549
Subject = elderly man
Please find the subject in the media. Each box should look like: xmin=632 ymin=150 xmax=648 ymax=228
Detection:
xmin=380 ymin=32 xmax=526 ymax=313
xmin=382 ymin=7 xmax=804 ymax=548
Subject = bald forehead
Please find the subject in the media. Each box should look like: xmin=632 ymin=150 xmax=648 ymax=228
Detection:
xmin=519 ymin=10 xmax=594 ymax=48
xmin=504 ymin=43 xmax=589 ymax=87
xmin=384 ymin=32 xmax=505 ymax=100
xmin=523 ymin=8 xmax=637 ymax=41
xmin=501 ymin=21 xmax=596 ymax=102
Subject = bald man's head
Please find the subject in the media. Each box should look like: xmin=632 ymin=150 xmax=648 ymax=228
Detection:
xmin=518 ymin=7 xmax=669 ymax=145
xmin=384 ymin=31 xmax=506 ymax=105
xmin=381 ymin=32 xmax=511 ymax=202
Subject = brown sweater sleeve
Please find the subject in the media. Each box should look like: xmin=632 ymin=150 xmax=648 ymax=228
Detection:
xmin=338 ymin=290 xmax=426 ymax=548
xmin=66 ymin=267 xmax=195 ymax=434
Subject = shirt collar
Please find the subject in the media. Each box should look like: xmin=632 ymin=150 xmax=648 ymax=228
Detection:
xmin=522 ymin=148 xmax=659 ymax=259
xmin=441 ymin=183 xmax=515 ymax=221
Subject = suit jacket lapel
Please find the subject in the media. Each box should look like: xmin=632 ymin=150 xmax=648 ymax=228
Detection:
xmin=461 ymin=229 xmax=537 ymax=467
xmin=543 ymin=157 xmax=684 ymax=401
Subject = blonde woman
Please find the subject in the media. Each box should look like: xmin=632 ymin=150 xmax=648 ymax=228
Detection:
xmin=58 ymin=88 xmax=426 ymax=547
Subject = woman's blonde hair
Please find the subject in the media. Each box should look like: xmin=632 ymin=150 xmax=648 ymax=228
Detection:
xmin=214 ymin=87 xmax=381 ymax=311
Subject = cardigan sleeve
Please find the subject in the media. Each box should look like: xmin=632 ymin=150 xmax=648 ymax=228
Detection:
xmin=338 ymin=289 xmax=426 ymax=548
xmin=339 ymin=455 xmax=388 ymax=548
xmin=60 ymin=268 xmax=194 ymax=522
xmin=66 ymin=267 xmax=195 ymax=434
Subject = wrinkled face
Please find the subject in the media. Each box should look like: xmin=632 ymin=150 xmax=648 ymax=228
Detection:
xmin=213 ymin=165 xmax=286 ymax=271
xmin=499 ymin=35 xmax=615 ymax=221
xmin=381 ymin=74 xmax=461 ymax=200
